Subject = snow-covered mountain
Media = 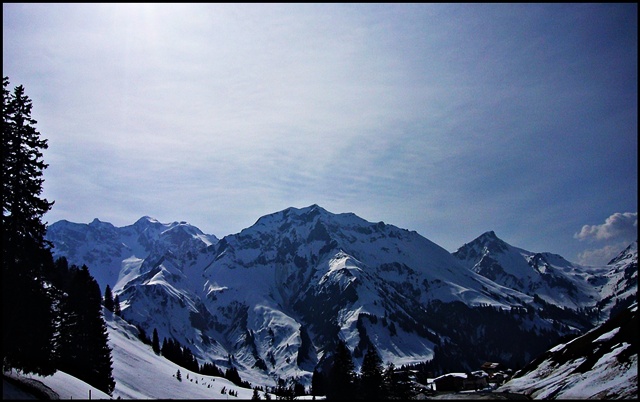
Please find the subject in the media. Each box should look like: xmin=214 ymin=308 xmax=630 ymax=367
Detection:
xmin=46 ymin=216 xmax=218 ymax=292
xmin=455 ymin=231 xmax=599 ymax=310
xmin=595 ymin=241 xmax=638 ymax=318
xmin=498 ymin=302 xmax=638 ymax=399
xmin=454 ymin=232 xmax=637 ymax=319
xmin=44 ymin=204 xmax=637 ymax=388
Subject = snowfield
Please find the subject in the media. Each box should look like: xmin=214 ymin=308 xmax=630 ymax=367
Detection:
xmin=4 ymin=310 xmax=270 ymax=400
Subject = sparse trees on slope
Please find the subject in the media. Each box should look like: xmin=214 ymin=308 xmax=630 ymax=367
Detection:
xmin=2 ymin=76 xmax=56 ymax=376
xmin=200 ymin=361 xmax=223 ymax=377
xmin=161 ymin=337 xmax=199 ymax=373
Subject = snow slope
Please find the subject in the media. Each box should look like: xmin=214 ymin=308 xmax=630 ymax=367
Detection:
xmin=498 ymin=302 xmax=638 ymax=399
xmin=595 ymin=240 xmax=638 ymax=318
xmin=6 ymin=309 xmax=267 ymax=400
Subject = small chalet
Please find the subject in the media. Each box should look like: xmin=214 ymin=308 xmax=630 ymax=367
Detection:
xmin=480 ymin=361 xmax=503 ymax=376
xmin=433 ymin=372 xmax=488 ymax=392
xmin=480 ymin=362 xmax=511 ymax=385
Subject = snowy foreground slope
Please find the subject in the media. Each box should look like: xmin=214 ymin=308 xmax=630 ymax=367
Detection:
xmin=499 ymin=302 xmax=638 ymax=399
xmin=5 ymin=310 xmax=264 ymax=400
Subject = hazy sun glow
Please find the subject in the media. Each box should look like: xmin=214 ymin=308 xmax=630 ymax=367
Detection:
xmin=3 ymin=3 xmax=637 ymax=265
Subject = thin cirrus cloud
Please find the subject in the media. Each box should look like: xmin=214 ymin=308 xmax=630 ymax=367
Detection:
xmin=2 ymin=3 xmax=637 ymax=265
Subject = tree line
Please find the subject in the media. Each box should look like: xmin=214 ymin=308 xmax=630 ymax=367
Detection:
xmin=250 ymin=340 xmax=418 ymax=400
xmin=2 ymin=77 xmax=115 ymax=395
xmin=137 ymin=323 xmax=252 ymax=389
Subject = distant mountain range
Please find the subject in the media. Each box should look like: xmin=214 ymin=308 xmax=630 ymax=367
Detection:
xmin=45 ymin=204 xmax=637 ymax=388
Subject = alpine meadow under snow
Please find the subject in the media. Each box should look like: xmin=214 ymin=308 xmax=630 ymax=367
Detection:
xmin=28 ymin=204 xmax=638 ymax=399
xmin=4 ymin=310 xmax=263 ymax=400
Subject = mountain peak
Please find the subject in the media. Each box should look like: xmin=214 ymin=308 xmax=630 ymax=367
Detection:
xmin=302 ymin=203 xmax=321 ymax=211
xmin=456 ymin=230 xmax=509 ymax=255
xmin=608 ymin=240 xmax=638 ymax=265
xmin=481 ymin=230 xmax=498 ymax=239
xmin=287 ymin=204 xmax=327 ymax=216
xmin=452 ymin=231 xmax=514 ymax=270
xmin=252 ymin=204 xmax=331 ymax=228
xmin=134 ymin=216 xmax=161 ymax=227
xmin=88 ymin=218 xmax=114 ymax=229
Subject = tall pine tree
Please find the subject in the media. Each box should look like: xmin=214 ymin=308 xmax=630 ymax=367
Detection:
xmin=359 ymin=345 xmax=384 ymax=400
xmin=311 ymin=368 xmax=325 ymax=397
xmin=103 ymin=284 xmax=114 ymax=312
xmin=113 ymin=294 xmax=122 ymax=316
xmin=2 ymin=77 xmax=56 ymax=376
xmin=327 ymin=339 xmax=355 ymax=400
xmin=57 ymin=265 xmax=115 ymax=395
xmin=152 ymin=328 xmax=160 ymax=354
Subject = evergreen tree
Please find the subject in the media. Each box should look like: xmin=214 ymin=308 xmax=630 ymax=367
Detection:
xmin=225 ymin=366 xmax=243 ymax=386
xmin=327 ymin=339 xmax=355 ymax=400
xmin=382 ymin=363 xmax=395 ymax=398
xmin=103 ymin=284 xmax=114 ymax=312
xmin=152 ymin=328 xmax=161 ymax=354
xmin=359 ymin=346 xmax=384 ymax=400
xmin=176 ymin=369 xmax=182 ymax=381
xmin=2 ymin=248 xmax=57 ymax=376
xmin=293 ymin=381 xmax=306 ymax=397
xmin=382 ymin=362 xmax=411 ymax=399
xmin=113 ymin=294 xmax=122 ymax=316
xmin=2 ymin=77 xmax=54 ymax=260
xmin=2 ymin=77 xmax=56 ymax=376
xmin=311 ymin=368 xmax=325 ymax=397
xmin=57 ymin=265 xmax=115 ymax=395
xmin=138 ymin=325 xmax=151 ymax=344
xmin=200 ymin=361 xmax=223 ymax=377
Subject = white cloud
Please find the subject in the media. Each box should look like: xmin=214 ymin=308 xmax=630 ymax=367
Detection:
xmin=574 ymin=212 xmax=638 ymax=265
xmin=576 ymin=241 xmax=631 ymax=266
xmin=574 ymin=212 xmax=638 ymax=242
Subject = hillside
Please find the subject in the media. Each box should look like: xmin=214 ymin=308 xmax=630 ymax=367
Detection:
xmin=4 ymin=309 xmax=264 ymax=400
xmin=498 ymin=302 xmax=638 ymax=399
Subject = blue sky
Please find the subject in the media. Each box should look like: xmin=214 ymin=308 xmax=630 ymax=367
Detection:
xmin=3 ymin=3 xmax=637 ymax=265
